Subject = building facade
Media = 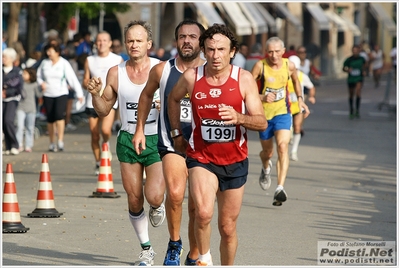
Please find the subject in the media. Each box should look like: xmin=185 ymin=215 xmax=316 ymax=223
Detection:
xmin=110 ymin=2 xmax=397 ymax=78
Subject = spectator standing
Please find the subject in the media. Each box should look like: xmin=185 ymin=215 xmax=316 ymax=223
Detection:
xmin=2 ymin=48 xmax=23 ymax=155
xmin=76 ymin=31 xmax=93 ymax=71
xmin=2 ymin=31 xmax=8 ymax=50
xmin=16 ymin=68 xmax=42 ymax=152
xmin=36 ymin=42 xmax=84 ymax=152
xmin=83 ymin=31 xmax=124 ymax=175
xmin=167 ymin=23 xmax=267 ymax=265
xmin=62 ymin=40 xmax=80 ymax=132
xmin=232 ymin=42 xmax=248 ymax=68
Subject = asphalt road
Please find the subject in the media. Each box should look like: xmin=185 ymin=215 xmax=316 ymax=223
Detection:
xmin=2 ymin=74 xmax=397 ymax=267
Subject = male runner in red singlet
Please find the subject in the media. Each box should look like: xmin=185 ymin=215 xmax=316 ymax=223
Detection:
xmin=167 ymin=24 xmax=267 ymax=266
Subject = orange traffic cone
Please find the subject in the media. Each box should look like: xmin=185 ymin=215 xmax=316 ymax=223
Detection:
xmin=3 ymin=163 xmax=29 ymax=233
xmin=89 ymin=142 xmax=120 ymax=198
xmin=28 ymin=154 xmax=63 ymax=218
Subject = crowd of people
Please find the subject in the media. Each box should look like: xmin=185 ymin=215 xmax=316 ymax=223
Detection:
xmin=2 ymin=19 xmax=396 ymax=266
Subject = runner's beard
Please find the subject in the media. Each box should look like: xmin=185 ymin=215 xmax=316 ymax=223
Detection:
xmin=178 ymin=49 xmax=200 ymax=62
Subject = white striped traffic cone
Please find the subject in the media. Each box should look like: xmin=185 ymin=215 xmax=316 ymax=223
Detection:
xmin=3 ymin=163 xmax=29 ymax=233
xmin=89 ymin=142 xmax=120 ymax=198
xmin=28 ymin=154 xmax=63 ymax=217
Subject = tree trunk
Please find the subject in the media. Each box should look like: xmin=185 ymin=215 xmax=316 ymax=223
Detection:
xmin=7 ymin=3 xmax=22 ymax=45
xmin=26 ymin=3 xmax=44 ymax=55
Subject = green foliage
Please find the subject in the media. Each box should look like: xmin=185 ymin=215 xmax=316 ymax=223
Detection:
xmin=75 ymin=3 xmax=131 ymax=19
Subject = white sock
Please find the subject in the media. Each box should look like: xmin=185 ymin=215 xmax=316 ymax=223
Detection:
xmin=198 ymin=250 xmax=212 ymax=265
xmin=291 ymin=133 xmax=301 ymax=154
xmin=129 ymin=209 xmax=149 ymax=245
xmin=263 ymin=161 xmax=271 ymax=173
xmin=276 ymin=185 xmax=284 ymax=192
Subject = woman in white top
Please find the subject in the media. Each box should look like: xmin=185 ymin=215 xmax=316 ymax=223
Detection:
xmin=37 ymin=42 xmax=84 ymax=152
xmin=369 ymin=44 xmax=385 ymax=88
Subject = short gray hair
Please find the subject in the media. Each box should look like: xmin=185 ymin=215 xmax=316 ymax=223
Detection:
xmin=3 ymin=47 xmax=17 ymax=61
xmin=124 ymin=20 xmax=153 ymax=42
xmin=265 ymin=37 xmax=285 ymax=51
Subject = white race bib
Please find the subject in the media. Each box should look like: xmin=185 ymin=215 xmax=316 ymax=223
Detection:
xmin=201 ymin=118 xmax=236 ymax=143
xmin=126 ymin=102 xmax=158 ymax=124
xmin=350 ymin=69 xmax=361 ymax=76
xmin=180 ymin=97 xmax=191 ymax=123
xmin=266 ymin=87 xmax=285 ymax=102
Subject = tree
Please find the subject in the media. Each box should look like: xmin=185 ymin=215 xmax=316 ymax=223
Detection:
xmin=6 ymin=3 xmax=22 ymax=46
xmin=7 ymin=3 xmax=131 ymax=55
xmin=26 ymin=3 xmax=44 ymax=57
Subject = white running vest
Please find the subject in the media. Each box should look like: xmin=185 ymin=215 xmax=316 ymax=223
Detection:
xmin=118 ymin=58 xmax=160 ymax=135
xmin=86 ymin=52 xmax=123 ymax=109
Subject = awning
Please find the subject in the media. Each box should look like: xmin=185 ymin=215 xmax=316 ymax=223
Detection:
xmin=238 ymin=2 xmax=268 ymax=34
xmin=340 ymin=16 xmax=361 ymax=37
xmin=369 ymin=3 xmax=397 ymax=36
xmin=192 ymin=2 xmax=224 ymax=28
xmin=215 ymin=2 xmax=252 ymax=36
xmin=305 ymin=3 xmax=330 ymax=31
xmin=254 ymin=3 xmax=277 ymax=33
xmin=275 ymin=3 xmax=303 ymax=31
xmin=324 ymin=10 xmax=347 ymax=32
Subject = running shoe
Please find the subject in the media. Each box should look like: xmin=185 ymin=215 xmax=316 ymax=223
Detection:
xmin=195 ymin=259 xmax=213 ymax=266
xmin=138 ymin=247 xmax=155 ymax=266
xmin=163 ymin=240 xmax=183 ymax=266
xmin=290 ymin=152 xmax=298 ymax=161
xmin=273 ymin=188 xmax=288 ymax=206
xmin=259 ymin=161 xmax=272 ymax=190
xmin=94 ymin=164 xmax=100 ymax=176
xmin=184 ymin=252 xmax=198 ymax=266
xmin=58 ymin=141 xmax=64 ymax=151
xmin=149 ymin=203 xmax=165 ymax=228
xmin=10 ymin=148 xmax=19 ymax=155
xmin=65 ymin=123 xmax=77 ymax=131
xmin=49 ymin=143 xmax=57 ymax=152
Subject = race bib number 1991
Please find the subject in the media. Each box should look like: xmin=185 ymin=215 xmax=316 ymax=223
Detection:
xmin=201 ymin=118 xmax=236 ymax=143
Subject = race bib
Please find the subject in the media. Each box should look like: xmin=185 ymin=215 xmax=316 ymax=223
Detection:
xmin=266 ymin=87 xmax=285 ymax=102
xmin=126 ymin=102 xmax=158 ymax=124
xmin=201 ymin=118 xmax=236 ymax=143
xmin=180 ymin=97 xmax=191 ymax=123
xmin=350 ymin=69 xmax=361 ymax=76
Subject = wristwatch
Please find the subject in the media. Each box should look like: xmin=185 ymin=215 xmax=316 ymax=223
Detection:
xmin=170 ymin=129 xmax=182 ymax=138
